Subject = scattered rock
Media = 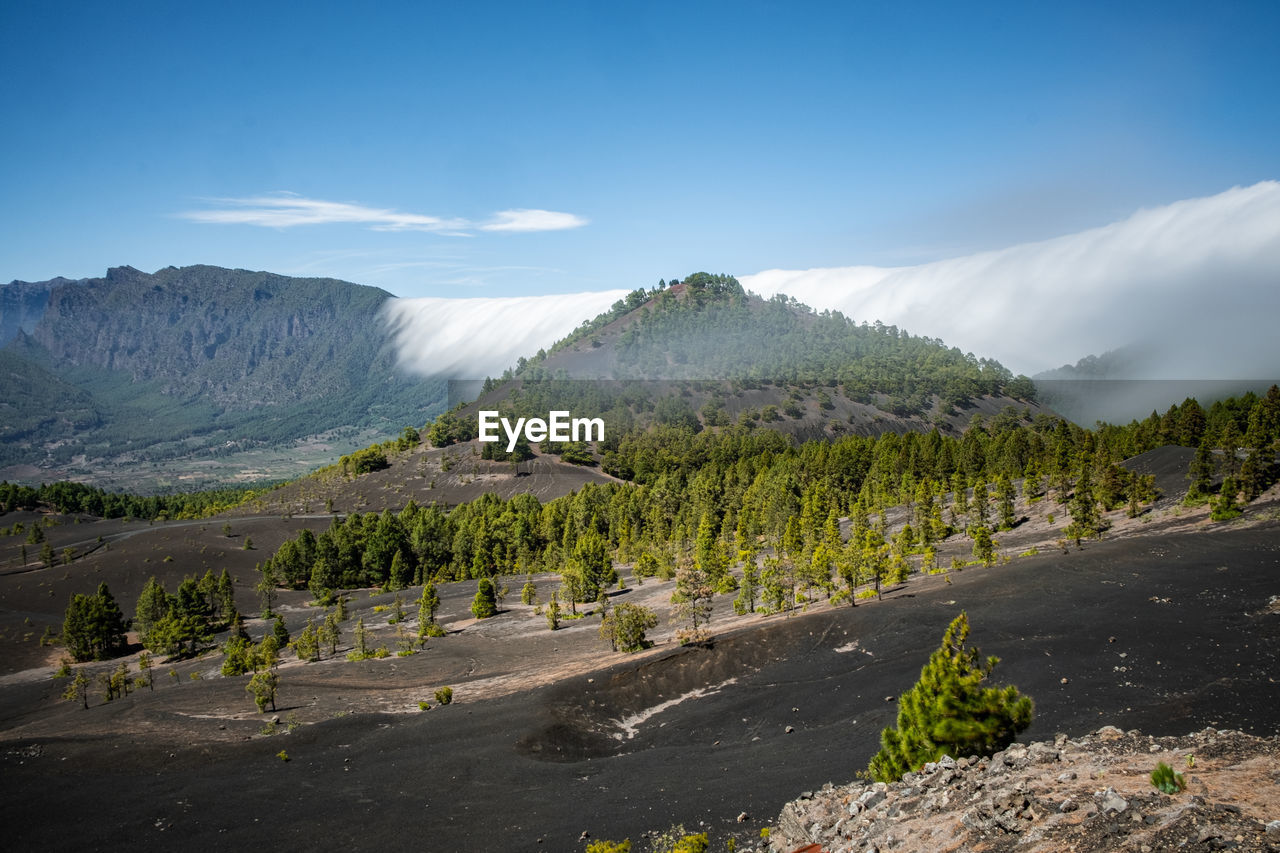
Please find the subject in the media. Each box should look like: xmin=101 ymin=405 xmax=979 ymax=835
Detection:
xmin=768 ymin=727 xmax=1280 ymax=853
xmin=1097 ymin=787 xmax=1128 ymax=815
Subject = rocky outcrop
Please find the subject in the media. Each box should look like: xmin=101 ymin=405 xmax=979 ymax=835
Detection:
xmin=770 ymin=727 xmax=1280 ymax=853
xmin=0 ymin=277 xmax=61 ymax=345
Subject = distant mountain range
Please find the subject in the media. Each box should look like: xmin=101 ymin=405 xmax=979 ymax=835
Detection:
xmin=0 ymin=265 xmax=445 ymax=489
xmin=0 ymin=266 xmax=1050 ymax=493
xmin=1034 ymin=346 xmax=1277 ymax=426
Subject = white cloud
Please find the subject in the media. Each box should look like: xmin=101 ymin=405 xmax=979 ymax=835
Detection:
xmin=382 ymin=289 xmax=630 ymax=378
xmin=178 ymin=193 xmax=586 ymax=236
xmin=480 ymin=209 xmax=589 ymax=232
xmin=741 ymin=181 xmax=1280 ymax=378
xmin=379 ymin=182 xmax=1280 ymax=384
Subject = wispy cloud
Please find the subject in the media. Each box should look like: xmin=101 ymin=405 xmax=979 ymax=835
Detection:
xmin=177 ymin=192 xmax=587 ymax=235
xmin=480 ymin=209 xmax=588 ymax=232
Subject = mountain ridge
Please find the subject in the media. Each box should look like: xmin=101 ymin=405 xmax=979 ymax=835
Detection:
xmin=0 ymin=265 xmax=445 ymax=489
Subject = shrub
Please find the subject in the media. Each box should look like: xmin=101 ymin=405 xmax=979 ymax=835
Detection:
xmin=599 ymin=603 xmax=658 ymax=653
xmin=585 ymin=841 xmax=631 ymax=853
xmin=434 ymin=686 xmax=453 ymax=705
xmin=647 ymin=826 xmax=709 ymax=853
xmin=1151 ymin=761 xmax=1186 ymax=794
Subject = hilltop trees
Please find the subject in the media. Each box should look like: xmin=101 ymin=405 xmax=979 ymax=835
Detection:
xmin=869 ymin=613 xmax=1032 ymax=782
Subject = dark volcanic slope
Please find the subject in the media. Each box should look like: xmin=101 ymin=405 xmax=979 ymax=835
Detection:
xmin=3 ymin=523 xmax=1278 ymax=852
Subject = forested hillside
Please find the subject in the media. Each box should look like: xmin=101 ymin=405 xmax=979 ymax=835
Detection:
xmin=423 ymin=273 xmax=1043 ymax=461
xmin=518 ymin=273 xmax=1035 ymax=411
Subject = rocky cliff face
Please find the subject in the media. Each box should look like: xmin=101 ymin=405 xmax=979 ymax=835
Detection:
xmin=0 ymin=265 xmax=446 ymax=481
xmin=25 ymin=265 xmax=399 ymax=408
xmin=0 ymin=277 xmax=61 ymax=345
xmin=769 ymin=727 xmax=1280 ymax=853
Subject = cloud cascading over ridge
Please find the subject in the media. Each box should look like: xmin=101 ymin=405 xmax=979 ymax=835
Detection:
xmin=742 ymin=181 xmax=1280 ymax=378
xmin=178 ymin=193 xmax=588 ymax=235
xmin=383 ymin=182 xmax=1280 ymax=382
xmin=382 ymin=289 xmax=630 ymax=379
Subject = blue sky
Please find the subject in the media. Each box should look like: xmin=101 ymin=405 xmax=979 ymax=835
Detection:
xmin=2 ymin=1 xmax=1278 ymax=299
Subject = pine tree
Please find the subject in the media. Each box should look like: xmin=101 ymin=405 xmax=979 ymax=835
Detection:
xmin=470 ymin=577 xmax=498 ymax=619
xmin=520 ymin=575 xmax=537 ymax=605
xmin=138 ymin=651 xmax=154 ymax=691
xmin=272 ymin=615 xmax=290 ymax=647
xmin=869 ymin=613 xmax=1032 ymax=782
xmin=134 ymin=577 xmax=170 ymax=646
xmin=996 ymin=475 xmax=1016 ymax=531
xmin=1211 ymin=476 xmax=1242 ymax=521
xmin=247 ymin=670 xmax=279 ymax=713
xmin=970 ymin=480 xmax=989 ymax=528
xmin=62 ymin=668 xmax=90 ymax=709
xmin=673 ymin=564 xmax=713 ymax=642
xmin=389 ymin=551 xmax=410 ymax=591
xmin=1187 ymin=438 xmax=1214 ymax=501
xmin=352 ymin=617 xmax=369 ymax=659
xmin=215 ymin=569 xmax=236 ymax=627
xmin=230 ymin=609 xmax=250 ymax=642
xmin=694 ymin=512 xmax=724 ymax=581
xmin=951 ymin=472 xmax=969 ymax=517
xmin=1068 ymin=462 xmax=1099 ymax=541
xmin=546 ymin=591 xmax=561 ymax=630
xmin=418 ymin=581 xmax=442 ymax=640
xmin=734 ymin=559 xmax=759 ymax=615
xmin=255 ymin=562 xmax=278 ymax=618
xmin=319 ymin=612 xmax=340 ymax=657
xmin=295 ymin=618 xmax=319 ymax=662
xmin=971 ymin=525 xmax=995 ymax=567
